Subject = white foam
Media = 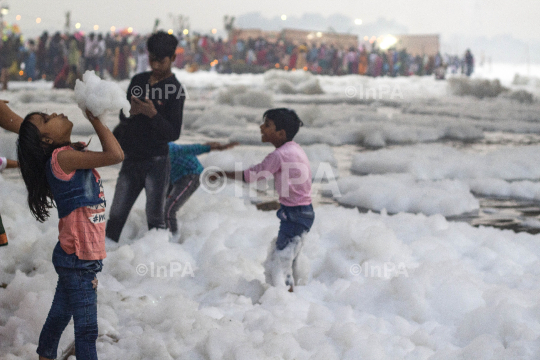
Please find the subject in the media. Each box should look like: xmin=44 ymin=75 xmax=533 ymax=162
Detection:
xmin=351 ymin=144 xmax=540 ymax=181
xmin=2 ymin=67 xmax=540 ymax=359
xmin=335 ymin=174 xmax=479 ymax=216
xmin=74 ymin=71 xmax=130 ymax=118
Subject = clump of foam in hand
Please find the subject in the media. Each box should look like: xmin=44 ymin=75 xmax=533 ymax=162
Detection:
xmin=74 ymin=71 xmax=130 ymax=118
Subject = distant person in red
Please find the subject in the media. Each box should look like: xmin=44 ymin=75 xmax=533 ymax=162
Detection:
xmin=289 ymin=48 xmax=298 ymax=69
xmin=257 ymin=46 xmax=267 ymax=67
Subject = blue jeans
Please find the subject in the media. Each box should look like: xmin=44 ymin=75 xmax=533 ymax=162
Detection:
xmin=276 ymin=204 xmax=315 ymax=250
xmin=106 ymin=155 xmax=170 ymax=241
xmin=37 ymin=242 xmax=102 ymax=360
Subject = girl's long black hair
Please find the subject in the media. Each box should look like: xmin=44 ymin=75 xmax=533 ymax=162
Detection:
xmin=17 ymin=112 xmax=74 ymax=222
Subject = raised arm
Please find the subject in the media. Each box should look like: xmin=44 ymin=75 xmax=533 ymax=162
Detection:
xmin=170 ymin=143 xmax=211 ymax=157
xmin=0 ymin=100 xmax=23 ymax=134
xmin=57 ymin=110 xmax=124 ymax=174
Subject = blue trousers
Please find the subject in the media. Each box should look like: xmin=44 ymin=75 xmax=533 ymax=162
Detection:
xmin=106 ymin=155 xmax=170 ymax=241
xmin=264 ymin=204 xmax=315 ymax=287
xmin=276 ymin=204 xmax=315 ymax=250
xmin=37 ymin=243 xmax=102 ymax=360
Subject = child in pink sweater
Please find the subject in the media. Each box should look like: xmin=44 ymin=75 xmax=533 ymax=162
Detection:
xmin=225 ymin=108 xmax=314 ymax=291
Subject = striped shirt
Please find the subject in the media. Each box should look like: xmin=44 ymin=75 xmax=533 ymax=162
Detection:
xmin=169 ymin=143 xmax=211 ymax=184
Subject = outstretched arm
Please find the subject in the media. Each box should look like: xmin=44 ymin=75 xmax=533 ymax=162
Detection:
xmin=224 ymin=171 xmax=244 ymax=181
xmin=207 ymin=142 xmax=239 ymax=151
xmin=209 ymin=171 xmax=244 ymax=183
xmin=0 ymin=100 xmax=23 ymax=134
xmin=6 ymin=159 xmax=18 ymax=169
xmin=57 ymin=110 xmax=124 ymax=174
xmin=0 ymin=157 xmax=17 ymax=171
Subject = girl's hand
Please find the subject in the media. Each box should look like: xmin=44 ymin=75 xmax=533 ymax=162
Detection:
xmin=85 ymin=109 xmax=100 ymax=122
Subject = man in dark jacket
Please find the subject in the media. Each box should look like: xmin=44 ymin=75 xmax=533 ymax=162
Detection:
xmin=106 ymin=31 xmax=185 ymax=242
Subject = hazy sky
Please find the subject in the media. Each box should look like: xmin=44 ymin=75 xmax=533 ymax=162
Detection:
xmin=3 ymin=0 xmax=539 ymax=41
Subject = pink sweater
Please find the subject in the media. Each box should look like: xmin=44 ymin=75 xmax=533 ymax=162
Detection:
xmin=244 ymin=141 xmax=312 ymax=206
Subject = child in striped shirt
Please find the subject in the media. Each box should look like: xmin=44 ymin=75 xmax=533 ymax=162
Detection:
xmin=166 ymin=141 xmax=237 ymax=241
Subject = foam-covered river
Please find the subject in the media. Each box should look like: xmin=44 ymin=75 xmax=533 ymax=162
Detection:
xmin=2 ymin=65 xmax=540 ymax=359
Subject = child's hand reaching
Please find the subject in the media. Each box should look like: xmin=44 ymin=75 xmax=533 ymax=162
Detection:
xmin=205 ymin=142 xmax=221 ymax=150
xmin=220 ymin=142 xmax=239 ymax=150
xmin=205 ymin=141 xmax=240 ymax=151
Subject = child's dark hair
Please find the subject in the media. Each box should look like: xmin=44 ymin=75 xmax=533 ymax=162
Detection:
xmin=17 ymin=113 xmax=77 ymax=222
xmin=147 ymin=31 xmax=179 ymax=59
xmin=263 ymin=108 xmax=304 ymax=141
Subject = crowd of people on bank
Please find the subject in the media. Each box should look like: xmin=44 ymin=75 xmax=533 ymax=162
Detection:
xmin=0 ymin=29 xmax=475 ymax=90
xmin=0 ymin=31 xmax=137 ymax=90
xmin=181 ymin=36 xmax=474 ymax=79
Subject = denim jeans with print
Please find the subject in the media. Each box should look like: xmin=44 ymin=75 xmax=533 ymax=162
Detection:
xmin=36 ymin=242 xmax=103 ymax=360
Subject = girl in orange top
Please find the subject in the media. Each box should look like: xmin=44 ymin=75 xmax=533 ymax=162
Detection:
xmin=17 ymin=108 xmax=123 ymax=360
